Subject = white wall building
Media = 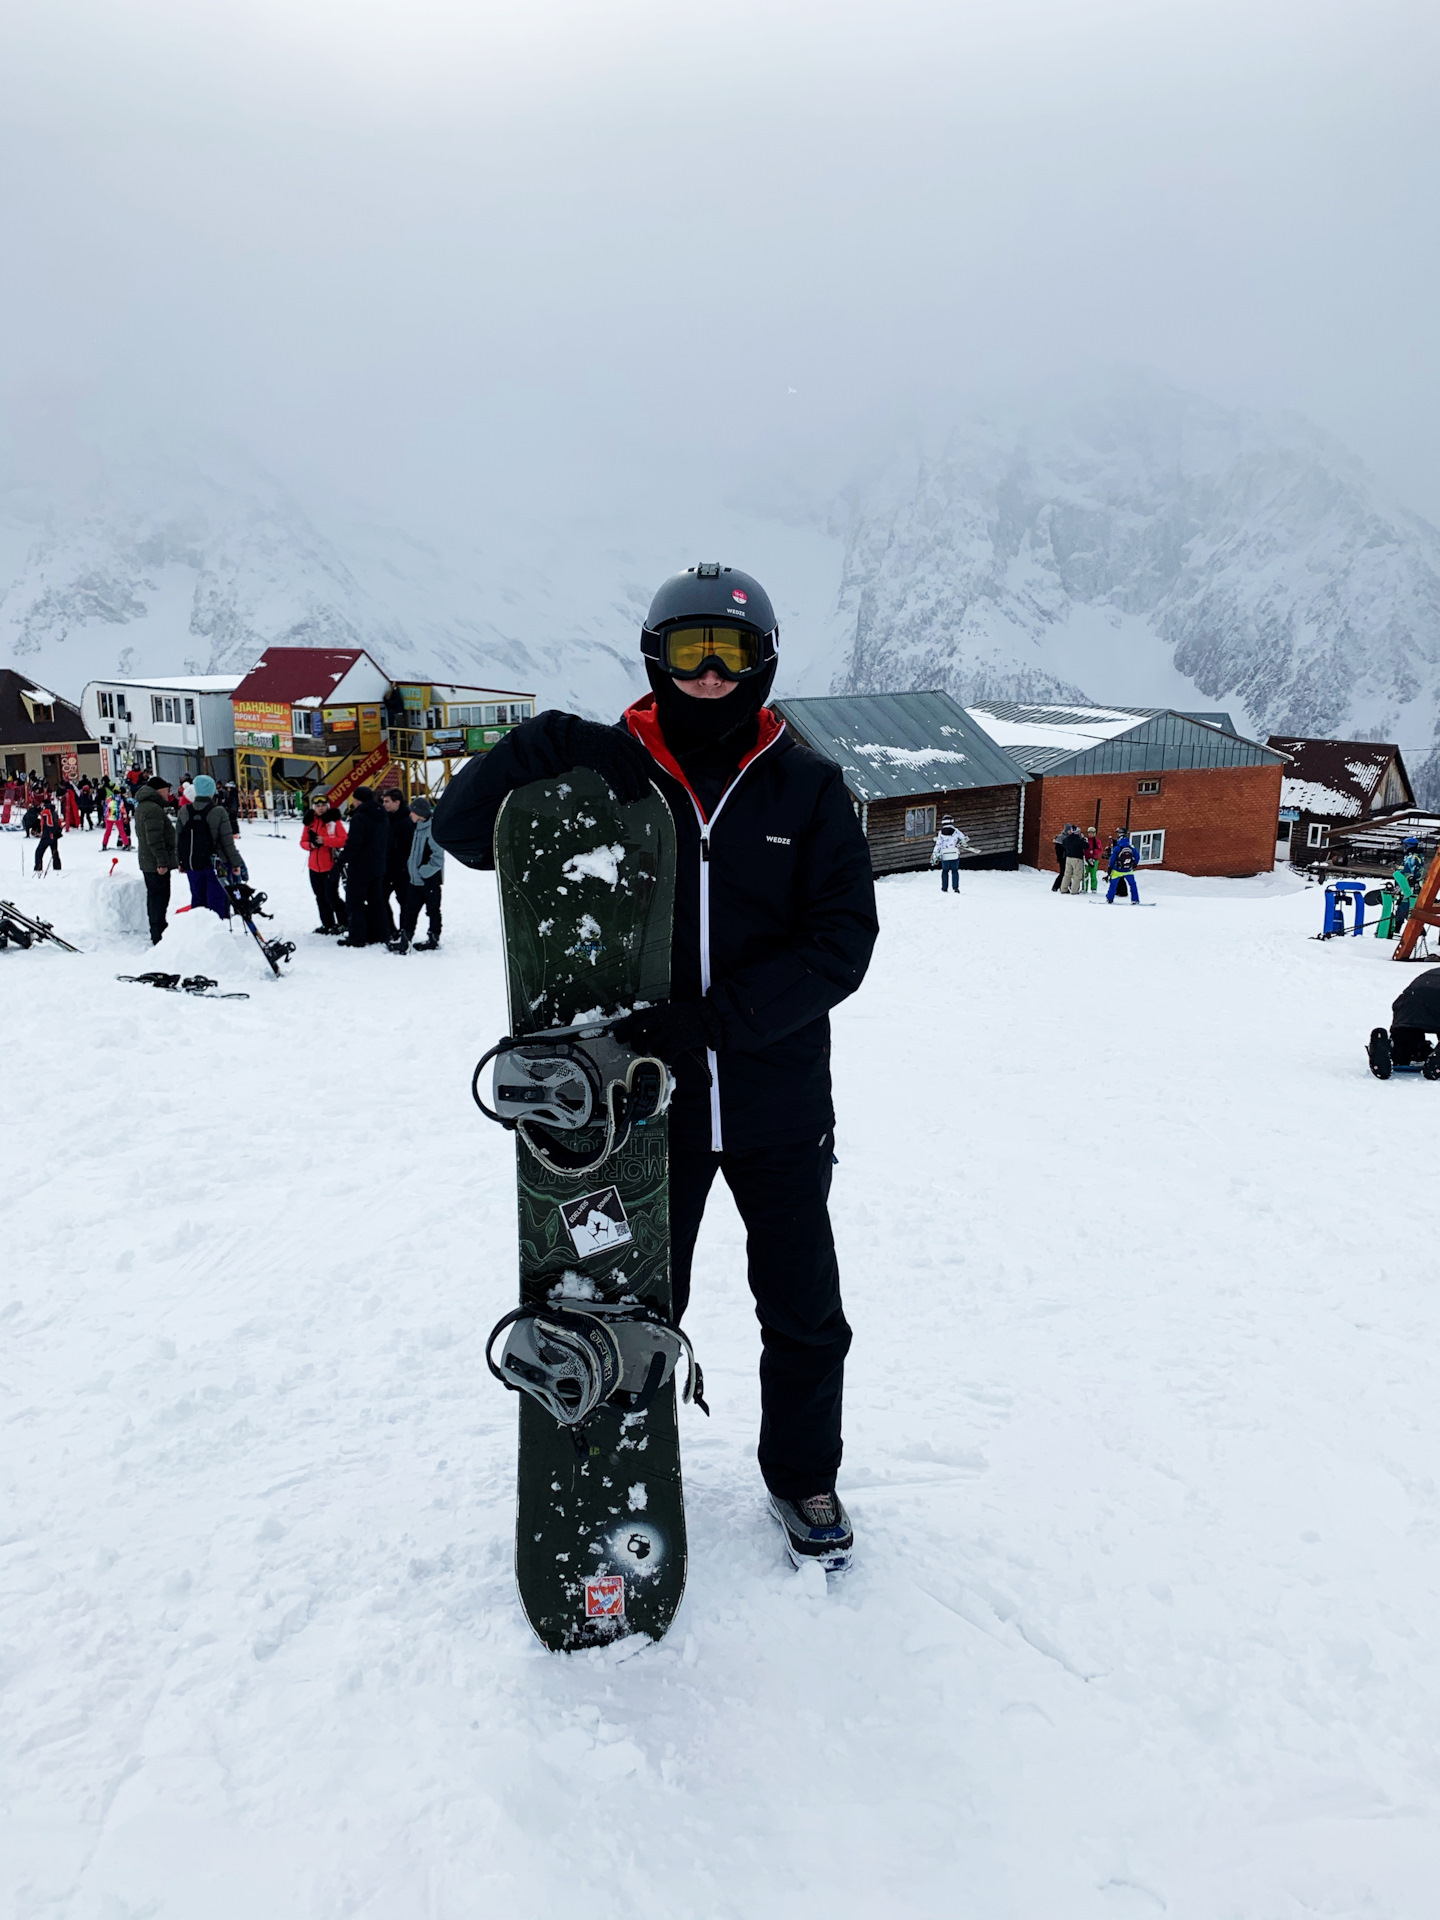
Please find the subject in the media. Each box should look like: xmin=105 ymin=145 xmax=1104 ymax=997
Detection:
xmin=80 ymin=674 xmax=244 ymax=785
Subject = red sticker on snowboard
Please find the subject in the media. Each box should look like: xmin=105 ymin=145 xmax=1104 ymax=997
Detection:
xmin=585 ymin=1574 xmax=625 ymax=1619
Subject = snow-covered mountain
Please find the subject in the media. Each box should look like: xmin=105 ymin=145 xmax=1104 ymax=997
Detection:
xmin=3 ymin=383 xmax=1437 ymax=798
xmin=825 ymin=384 xmax=1440 ymax=789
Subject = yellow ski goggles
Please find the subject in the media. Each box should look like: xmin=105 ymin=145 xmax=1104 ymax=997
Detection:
xmin=658 ymin=624 xmax=766 ymax=679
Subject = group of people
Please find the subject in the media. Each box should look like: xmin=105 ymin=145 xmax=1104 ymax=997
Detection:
xmin=1052 ymin=823 xmax=1143 ymax=903
xmin=299 ymin=785 xmax=444 ymax=954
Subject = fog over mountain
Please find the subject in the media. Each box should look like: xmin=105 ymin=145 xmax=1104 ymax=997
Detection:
xmin=3 ymin=378 xmax=1437 ymax=804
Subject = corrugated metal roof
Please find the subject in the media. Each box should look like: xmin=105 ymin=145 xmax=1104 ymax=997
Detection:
xmin=1267 ymin=737 xmax=1412 ymax=820
xmin=968 ymin=702 xmax=1284 ymax=777
xmin=1179 ymin=711 xmax=1238 ymax=735
xmin=773 ymin=691 xmax=1030 ymax=801
xmin=231 ymin=647 xmax=385 ymax=706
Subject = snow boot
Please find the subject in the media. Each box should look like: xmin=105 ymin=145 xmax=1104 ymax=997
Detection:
xmin=1367 ymin=1028 xmax=1393 ymax=1080
xmin=413 ymin=936 xmax=441 ymax=951
xmin=387 ymin=932 xmax=411 ymax=954
xmin=769 ymin=1490 xmax=853 ymax=1572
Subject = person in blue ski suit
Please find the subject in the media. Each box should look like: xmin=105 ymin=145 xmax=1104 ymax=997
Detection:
xmin=1106 ymin=834 xmax=1141 ymax=903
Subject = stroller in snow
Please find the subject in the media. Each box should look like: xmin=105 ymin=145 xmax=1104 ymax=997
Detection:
xmin=1366 ymin=966 xmax=1440 ymax=1081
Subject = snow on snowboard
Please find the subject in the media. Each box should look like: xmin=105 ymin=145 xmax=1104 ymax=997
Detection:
xmin=477 ymin=771 xmax=706 ymax=1651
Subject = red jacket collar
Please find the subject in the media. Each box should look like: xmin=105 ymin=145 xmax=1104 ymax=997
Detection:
xmin=623 ymin=694 xmax=786 ymax=821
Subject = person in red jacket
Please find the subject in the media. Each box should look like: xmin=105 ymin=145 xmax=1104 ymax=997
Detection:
xmin=33 ymin=795 xmax=63 ymax=873
xmin=300 ymin=789 xmax=347 ymax=933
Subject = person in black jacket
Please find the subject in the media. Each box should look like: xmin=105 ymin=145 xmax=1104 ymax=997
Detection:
xmin=336 ymin=787 xmax=389 ymax=946
xmin=433 ymin=564 xmax=880 ymax=1571
xmin=380 ymin=788 xmax=415 ymax=936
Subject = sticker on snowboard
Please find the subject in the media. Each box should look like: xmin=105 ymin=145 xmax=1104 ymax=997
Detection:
xmin=585 ymin=1574 xmax=626 ymax=1620
xmin=561 ymin=1186 xmax=633 ymax=1259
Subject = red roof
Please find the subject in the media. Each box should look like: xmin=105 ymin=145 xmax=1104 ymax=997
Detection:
xmin=231 ymin=648 xmax=384 ymax=706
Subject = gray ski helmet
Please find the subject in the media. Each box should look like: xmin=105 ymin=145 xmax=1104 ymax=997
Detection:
xmin=641 ymin=563 xmax=779 ymax=676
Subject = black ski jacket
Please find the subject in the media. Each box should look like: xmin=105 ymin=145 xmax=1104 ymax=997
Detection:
xmin=433 ymin=698 xmax=879 ymax=1151
xmin=343 ymin=794 xmax=389 ymax=881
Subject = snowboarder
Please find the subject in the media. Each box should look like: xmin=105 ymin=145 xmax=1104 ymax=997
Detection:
xmin=433 ymin=563 xmax=879 ymax=1570
xmin=1366 ymin=966 xmax=1440 ymax=1080
xmin=1106 ymin=834 xmax=1141 ymax=904
xmin=388 ymin=796 xmax=443 ymax=952
xmin=931 ymin=815 xmax=970 ymax=893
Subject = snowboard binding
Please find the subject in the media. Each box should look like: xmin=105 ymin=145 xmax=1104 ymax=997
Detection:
xmin=472 ymin=1020 xmax=674 ymax=1176
xmin=0 ymin=900 xmax=81 ymax=952
xmin=219 ymin=876 xmax=296 ymax=973
xmin=486 ymin=1300 xmax=707 ymax=1452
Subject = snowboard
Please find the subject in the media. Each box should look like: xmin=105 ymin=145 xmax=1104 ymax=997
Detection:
xmin=493 ymin=770 xmax=684 ymax=1650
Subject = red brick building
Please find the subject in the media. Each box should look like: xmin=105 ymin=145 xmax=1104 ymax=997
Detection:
xmin=966 ymin=704 xmax=1286 ymax=878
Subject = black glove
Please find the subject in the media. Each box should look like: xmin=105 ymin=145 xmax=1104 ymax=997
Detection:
xmin=536 ymin=713 xmax=653 ymax=805
xmin=611 ymin=1001 xmax=723 ymax=1065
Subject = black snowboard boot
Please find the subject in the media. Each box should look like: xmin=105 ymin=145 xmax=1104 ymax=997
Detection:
xmin=387 ymin=932 xmax=411 ymax=954
xmin=1367 ymin=1028 xmax=1393 ymax=1080
xmin=769 ymin=1491 xmax=853 ymax=1572
xmin=413 ymin=936 xmax=440 ymax=951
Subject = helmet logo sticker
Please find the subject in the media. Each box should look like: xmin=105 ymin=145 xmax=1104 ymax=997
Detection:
xmin=731 ymin=589 xmax=748 ymax=604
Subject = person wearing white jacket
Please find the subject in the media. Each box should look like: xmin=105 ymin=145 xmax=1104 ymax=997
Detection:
xmin=931 ymin=815 xmax=970 ymax=893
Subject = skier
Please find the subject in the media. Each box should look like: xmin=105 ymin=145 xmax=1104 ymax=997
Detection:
xmin=1106 ymin=833 xmax=1141 ymax=904
xmin=388 ymin=796 xmax=444 ymax=952
xmin=930 ymin=815 xmax=969 ymax=893
xmin=434 ymin=564 xmax=879 ymax=1569
xmin=101 ymin=786 xmax=132 ymax=851
xmin=32 ymin=795 xmax=63 ymax=874
xmin=1058 ymin=823 xmax=1088 ymax=894
xmin=1366 ymin=966 xmax=1440 ymax=1080
xmin=1084 ymin=827 xmax=1103 ymax=892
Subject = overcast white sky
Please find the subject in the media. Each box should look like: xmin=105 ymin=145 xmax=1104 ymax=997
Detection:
xmin=4 ymin=0 xmax=1438 ymax=523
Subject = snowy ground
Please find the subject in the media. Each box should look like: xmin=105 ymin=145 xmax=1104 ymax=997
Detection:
xmin=4 ymin=826 xmax=1439 ymax=1920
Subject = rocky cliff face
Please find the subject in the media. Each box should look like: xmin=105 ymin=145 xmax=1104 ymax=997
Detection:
xmin=826 ymin=385 xmax=1440 ymax=798
xmin=4 ymin=385 xmax=1437 ymax=802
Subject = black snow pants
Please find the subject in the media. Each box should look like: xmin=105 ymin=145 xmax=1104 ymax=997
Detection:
xmin=669 ymin=1128 xmax=851 ymax=1502
xmin=34 ymin=829 xmax=61 ymax=872
xmin=400 ymin=874 xmax=442 ymax=942
xmin=143 ymin=870 xmax=171 ymax=944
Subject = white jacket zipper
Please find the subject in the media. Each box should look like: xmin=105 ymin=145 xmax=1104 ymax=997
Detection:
xmin=684 ymin=724 xmax=785 ymax=1153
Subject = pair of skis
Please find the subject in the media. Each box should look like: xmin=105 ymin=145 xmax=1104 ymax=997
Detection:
xmin=0 ymin=900 xmax=81 ymax=952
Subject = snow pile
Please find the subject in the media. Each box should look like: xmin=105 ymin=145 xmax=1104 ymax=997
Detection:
xmin=153 ymin=900 xmax=268 ymax=980
xmin=3 ymin=836 xmax=1439 ymax=1918
xmin=88 ymin=871 xmax=150 ymax=938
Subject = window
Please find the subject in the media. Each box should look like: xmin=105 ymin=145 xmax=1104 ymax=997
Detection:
xmin=152 ymin=696 xmax=164 ymax=722
xmin=1307 ymin=822 xmax=1328 ymax=849
xmin=116 ymin=696 xmax=130 ymax=721
xmin=99 ymin=691 xmax=115 ymax=719
xmin=904 ymin=806 xmax=937 ymax=838
xmin=1137 ymin=778 xmax=1160 ymax=795
xmin=1132 ymin=829 xmax=1165 ymax=865
xmin=184 ymin=699 xmax=196 ymax=725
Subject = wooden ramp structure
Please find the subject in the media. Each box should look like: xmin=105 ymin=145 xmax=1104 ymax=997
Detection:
xmin=1395 ymin=855 xmax=1440 ymax=961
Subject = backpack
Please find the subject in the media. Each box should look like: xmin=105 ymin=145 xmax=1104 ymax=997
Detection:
xmin=179 ymin=802 xmax=213 ymax=871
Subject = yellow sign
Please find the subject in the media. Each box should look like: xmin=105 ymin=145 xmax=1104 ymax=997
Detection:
xmin=396 ymin=685 xmax=430 ymax=710
xmin=323 ymin=707 xmax=357 ymax=726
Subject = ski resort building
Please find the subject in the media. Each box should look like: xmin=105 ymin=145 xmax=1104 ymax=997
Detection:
xmin=0 ymin=670 xmax=100 ymax=787
xmin=772 ymin=691 xmax=1031 ymax=874
xmin=1266 ymin=736 xmax=1415 ymax=869
xmin=965 ymin=703 xmax=1286 ymax=878
xmin=230 ymin=648 xmax=535 ymax=806
xmin=79 ymin=673 xmax=243 ymax=786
